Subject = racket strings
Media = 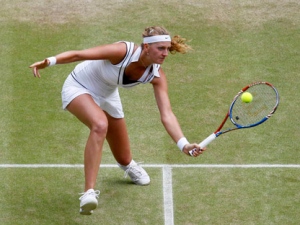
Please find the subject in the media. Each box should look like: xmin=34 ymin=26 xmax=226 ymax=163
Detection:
xmin=231 ymin=84 xmax=278 ymax=126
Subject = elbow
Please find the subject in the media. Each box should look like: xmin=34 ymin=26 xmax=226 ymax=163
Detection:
xmin=160 ymin=113 xmax=173 ymax=126
xmin=161 ymin=116 xmax=167 ymax=126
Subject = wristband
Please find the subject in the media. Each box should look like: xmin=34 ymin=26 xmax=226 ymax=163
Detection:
xmin=177 ymin=137 xmax=189 ymax=152
xmin=47 ymin=57 xmax=56 ymax=66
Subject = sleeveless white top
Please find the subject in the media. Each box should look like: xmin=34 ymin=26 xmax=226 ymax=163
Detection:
xmin=70 ymin=41 xmax=161 ymax=96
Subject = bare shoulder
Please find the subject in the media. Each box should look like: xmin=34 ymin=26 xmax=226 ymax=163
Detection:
xmin=103 ymin=42 xmax=127 ymax=62
xmin=108 ymin=42 xmax=127 ymax=53
xmin=105 ymin=42 xmax=136 ymax=64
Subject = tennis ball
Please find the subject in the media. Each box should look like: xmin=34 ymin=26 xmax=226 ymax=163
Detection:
xmin=241 ymin=92 xmax=253 ymax=103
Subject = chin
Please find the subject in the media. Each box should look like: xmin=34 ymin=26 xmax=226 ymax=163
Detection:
xmin=157 ymin=59 xmax=165 ymax=64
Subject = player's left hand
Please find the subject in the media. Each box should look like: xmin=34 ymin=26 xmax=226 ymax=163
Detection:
xmin=182 ymin=143 xmax=206 ymax=157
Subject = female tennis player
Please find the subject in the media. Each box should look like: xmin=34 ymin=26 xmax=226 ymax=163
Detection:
xmin=29 ymin=26 xmax=205 ymax=215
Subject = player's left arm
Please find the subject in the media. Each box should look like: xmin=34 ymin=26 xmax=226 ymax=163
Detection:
xmin=151 ymin=68 xmax=202 ymax=156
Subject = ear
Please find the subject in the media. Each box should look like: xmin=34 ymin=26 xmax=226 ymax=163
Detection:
xmin=143 ymin=43 xmax=149 ymax=50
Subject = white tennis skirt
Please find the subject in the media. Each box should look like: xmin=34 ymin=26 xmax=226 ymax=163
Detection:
xmin=61 ymin=74 xmax=124 ymax=118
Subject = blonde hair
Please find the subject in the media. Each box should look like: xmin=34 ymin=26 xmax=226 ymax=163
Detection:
xmin=142 ymin=26 xmax=192 ymax=54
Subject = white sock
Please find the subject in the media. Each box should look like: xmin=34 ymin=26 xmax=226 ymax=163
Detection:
xmin=119 ymin=159 xmax=135 ymax=170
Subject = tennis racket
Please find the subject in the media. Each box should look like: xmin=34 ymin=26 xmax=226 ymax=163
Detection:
xmin=189 ymin=81 xmax=279 ymax=156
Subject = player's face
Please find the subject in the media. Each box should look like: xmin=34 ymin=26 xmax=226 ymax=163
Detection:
xmin=148 ymin=42 xmax=171 ymax=64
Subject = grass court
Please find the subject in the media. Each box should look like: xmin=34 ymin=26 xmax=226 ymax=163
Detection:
xmin=0 ymin=0 xmax=299 ymax=224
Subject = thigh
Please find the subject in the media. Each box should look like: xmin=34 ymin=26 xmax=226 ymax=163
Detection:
xmin=105 ymin=112 xmax=130 ymax=147
xmin=67 ymin=94 xmax=108 ymax=129
xmin=105 ymin=112 xmax=132 ymax=163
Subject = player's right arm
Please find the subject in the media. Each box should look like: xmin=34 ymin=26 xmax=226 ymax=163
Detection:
xmin=29 ymin=42 xmax=127 ymax=78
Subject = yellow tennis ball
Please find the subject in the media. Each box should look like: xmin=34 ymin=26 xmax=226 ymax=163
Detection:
xmin=241 ymin=92 xmax=253 ymax=103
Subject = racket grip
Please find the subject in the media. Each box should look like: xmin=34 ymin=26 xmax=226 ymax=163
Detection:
xmin=199 ymin=133 xmax=216 ymax=148
xmin=189 ymin=133 xmax=216 ymax=156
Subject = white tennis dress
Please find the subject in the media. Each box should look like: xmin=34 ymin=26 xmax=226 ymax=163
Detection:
xmin=61 ymin=41 xmax=161 ymax=118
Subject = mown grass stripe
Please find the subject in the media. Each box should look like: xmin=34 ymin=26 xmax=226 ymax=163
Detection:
xmin=0 ymin=164 xmax=299 ymax=168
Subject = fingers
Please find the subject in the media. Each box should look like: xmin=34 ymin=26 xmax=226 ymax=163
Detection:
xmin=29 ymin=60 xmax=47 ymax=78
xmin=189 ymin=148 xmax=205 ymax=157
xmin=31 ymin=66 xmax=40 ymax=78
xmin=184 ymin=144 xmax=206 ymax=157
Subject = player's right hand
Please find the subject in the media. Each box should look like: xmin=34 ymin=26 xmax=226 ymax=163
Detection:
xmin=29 ymin=59 xmax=48 ymax=78
xmin=183 ymin=143 xmax=206 ymax=157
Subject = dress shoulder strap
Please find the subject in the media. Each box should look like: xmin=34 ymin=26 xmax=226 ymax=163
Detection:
xmin=117 ymin=41 xmax=135 ymax=85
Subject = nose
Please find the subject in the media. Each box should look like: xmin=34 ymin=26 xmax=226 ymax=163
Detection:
xmin=163 ymin=49 xmax=168 ymax=56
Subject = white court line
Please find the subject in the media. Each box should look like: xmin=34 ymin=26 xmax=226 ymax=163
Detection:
xmin=0 ymin=164 xmax=299 ymax=168
xmin=163 ymin=166 xmax=174 ymax=225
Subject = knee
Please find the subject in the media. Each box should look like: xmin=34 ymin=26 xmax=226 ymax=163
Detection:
xmin=90 ymin=120 xmax=108 ymax=137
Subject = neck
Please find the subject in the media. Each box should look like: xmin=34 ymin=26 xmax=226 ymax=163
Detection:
xmin=139 ymin=51 xmax=150 ymax=68
xmin=140 ymin=58 xmax=148 ymax=68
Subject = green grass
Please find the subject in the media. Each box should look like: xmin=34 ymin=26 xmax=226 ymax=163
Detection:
xmin=0 ymin=0 xmax=299 ymax=224
xmin=0 ymin=168 xmax=164 ymax=225
xmin=174 ymin=168 xmax=300 ymax=225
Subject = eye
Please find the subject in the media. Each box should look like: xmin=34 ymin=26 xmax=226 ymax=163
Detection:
xmin=158 ymin=46 xmax=169 ymax=51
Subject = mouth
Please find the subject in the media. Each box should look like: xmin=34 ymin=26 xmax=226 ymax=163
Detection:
xmin=155 ymin=57 xmax=167 ymax=64
xmin=157 ymin=58 xmax=165 ymax=64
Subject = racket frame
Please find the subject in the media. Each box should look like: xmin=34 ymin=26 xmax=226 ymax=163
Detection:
xmin=190 ymin=81 xmax=279 ymax=155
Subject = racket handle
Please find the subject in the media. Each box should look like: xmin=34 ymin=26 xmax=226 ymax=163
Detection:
xmin=199 ymin=133 xmax=216 ymax=148
xmin=189 ymin=133 xmax=216 ymax=156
